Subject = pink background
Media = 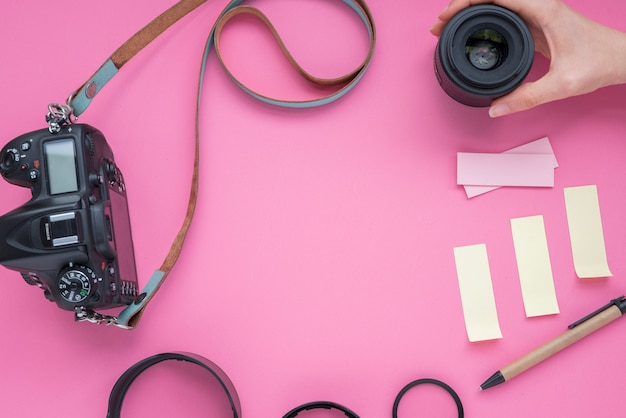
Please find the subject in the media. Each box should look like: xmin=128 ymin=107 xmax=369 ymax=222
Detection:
xmin=1 ymin=0 xmax=626 ymax=416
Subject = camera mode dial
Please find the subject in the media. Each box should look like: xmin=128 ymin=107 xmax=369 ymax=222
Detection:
xmin=58 ymin=264 xmax=97 ymax=304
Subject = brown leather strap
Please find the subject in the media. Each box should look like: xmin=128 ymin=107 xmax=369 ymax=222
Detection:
xmin=214 ymin=6 xmax=365 ymax=86
xmin=111 ymin=0 xmax=209 ymax=68
xmin=70 ymin=0 xmax=376 ymax=328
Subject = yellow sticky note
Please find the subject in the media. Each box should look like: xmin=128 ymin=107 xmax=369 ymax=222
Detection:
xmin=511 ymin=215 xmax=560 ymax=317
xmin=453 ymin=244 xmax=502 ymax=342
xmin=564 ymin=185 xmax=612 ymax=278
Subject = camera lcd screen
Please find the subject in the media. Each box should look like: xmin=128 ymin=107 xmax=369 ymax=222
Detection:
xmin=109 ymin=187 xmax=137 ymax=282
xmin=44 ymin=139 xmax=79 ymax=195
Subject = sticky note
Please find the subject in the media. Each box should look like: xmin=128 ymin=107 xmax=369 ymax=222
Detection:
xmin=453 ymin=244 xmax=502 ymax=342
xmin=464 ymin=137 xmax=558 ymax=198
xmin=564 ymin=185 xmax=612 ymax=278
xmin=510 ymin=215 xmax=560 ymax=317
xmin=457 ymin=153 xmax=555 ymax=187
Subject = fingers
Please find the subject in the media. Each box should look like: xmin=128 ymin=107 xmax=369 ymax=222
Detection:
xmin=437 ymin=0 xmax=482 ymax=21
xmin=438 ymin=0 xmax=536 ymax=20
xmin=488 ymin=75 xmax=566 ymax=117
xmin=430 ymin=0 xmax=489 ymax=36
xmin=432 ymin=0 xmax=549 ymax=37
xmin=431 ymin=0 xmax=497 ymax=37
xmin=429 ymin=20 xmax=447 ymax=36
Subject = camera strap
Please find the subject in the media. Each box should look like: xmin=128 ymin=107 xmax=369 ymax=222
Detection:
xmin=63 ymin=0 xmax=376 ymax=328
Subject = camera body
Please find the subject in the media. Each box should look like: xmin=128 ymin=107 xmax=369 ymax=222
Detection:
xmin=0 ymin=124 xmax=138 ymax=311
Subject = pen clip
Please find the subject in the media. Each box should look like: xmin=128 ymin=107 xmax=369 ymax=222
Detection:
xmin=568 ymin=296 xmax=625 ymax=329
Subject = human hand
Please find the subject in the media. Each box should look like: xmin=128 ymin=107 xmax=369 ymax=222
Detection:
xmin=431 ymin=0 xmax=626 ymax=117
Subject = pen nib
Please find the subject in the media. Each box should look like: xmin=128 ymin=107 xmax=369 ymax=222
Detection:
xmin=480 ymin=371 xmax=505 ymax=391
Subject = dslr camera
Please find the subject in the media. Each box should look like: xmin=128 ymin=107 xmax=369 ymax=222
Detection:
xmin=0 ymin=124 xmax=138 ymax=313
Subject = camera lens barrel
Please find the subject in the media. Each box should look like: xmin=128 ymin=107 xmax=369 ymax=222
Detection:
xmin=434 ymin=5 xmax=534 ymax=107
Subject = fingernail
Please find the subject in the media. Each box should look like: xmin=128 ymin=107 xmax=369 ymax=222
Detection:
xmin=489 ymin=103 xmax=510 ymax=118
xmin=429 ymin=20 xmax=441 ymax=33
xmin=438 ymin=5 xmax=449 ymax=17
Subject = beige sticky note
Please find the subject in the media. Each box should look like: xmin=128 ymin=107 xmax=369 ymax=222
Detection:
xmin=564 ymin=185 xmax=612 ymax=278
xmin=510 ymin=215 xmax=560 ymax=317
xmin=453 ymin=244 xmax=502 ymax=342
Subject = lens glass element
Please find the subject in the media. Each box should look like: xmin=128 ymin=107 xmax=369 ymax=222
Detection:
xmin=465 ymin=29 xmax=507 ymax=70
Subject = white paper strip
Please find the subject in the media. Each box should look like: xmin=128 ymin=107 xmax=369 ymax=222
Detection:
xmin=564 ymin=185 xmax=612 ymax=278
xmin=453 ymin=244 xmax=503 ymax=342
xmin=457 ymin=153 xmax=555 ymax=187
xmin=510 ymin=215 xmax=560 ymax=317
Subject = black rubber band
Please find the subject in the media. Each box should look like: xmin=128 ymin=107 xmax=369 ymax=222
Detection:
xmin=392 ymin=378 xmax=463 ymax=418
xmin=282 ymin=401 xmax=360 ymax=418
xmin=106 ymin=352 xmax=241 ymax=418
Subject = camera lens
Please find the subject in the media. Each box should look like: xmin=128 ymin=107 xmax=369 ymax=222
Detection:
xmin=434 ymin=5 xmax=534 ymax=107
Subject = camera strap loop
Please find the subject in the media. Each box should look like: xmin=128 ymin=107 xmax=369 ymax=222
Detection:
xmin=75 ymin=307 xmax=129 ymax=329
xmin=69 ymin=0 xmax=375 ymax=329
xmin=45 ymin=103 xmax=74 ymax=134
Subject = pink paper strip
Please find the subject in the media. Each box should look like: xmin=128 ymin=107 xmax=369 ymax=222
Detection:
xmin=464 ymin=137 xmax=558 ymax=198
xmin=457 ymin=153 xmax=555 ymax=188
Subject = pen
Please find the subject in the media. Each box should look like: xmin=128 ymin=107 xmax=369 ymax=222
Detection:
xmin=480 ymin=295 xmax=626 ymax=391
